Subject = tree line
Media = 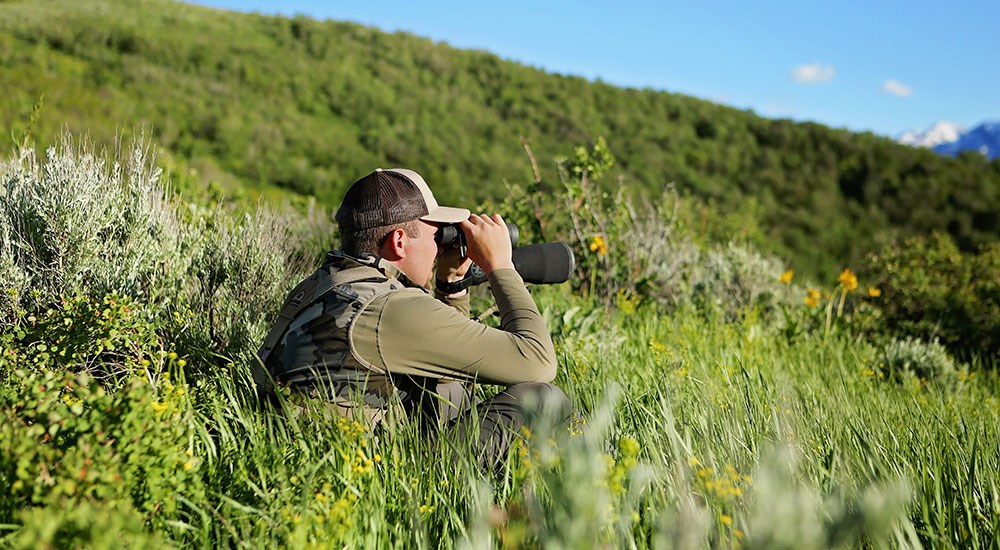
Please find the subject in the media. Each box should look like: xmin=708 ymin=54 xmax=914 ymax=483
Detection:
xmin=1 ymin=0 xmax=998 ymax=279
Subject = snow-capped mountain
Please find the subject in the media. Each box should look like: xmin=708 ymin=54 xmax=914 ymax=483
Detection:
xmin=898 ymin=121 xmax=1000 ymax=160
xmin=933 ymin=121 xmax=1000 ymax=160
xmin=898 ymin=121 xmax=967 ymax=148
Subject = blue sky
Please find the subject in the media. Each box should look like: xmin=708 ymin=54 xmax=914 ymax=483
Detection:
xmin=197 ymin=1 xmax=998 ymax=138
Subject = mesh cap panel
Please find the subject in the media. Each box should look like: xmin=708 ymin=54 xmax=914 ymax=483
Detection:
xmin=336 ymin=168 xmax=470 ymax=232
xmin=336 ymin=170 xmax=429 ymax=232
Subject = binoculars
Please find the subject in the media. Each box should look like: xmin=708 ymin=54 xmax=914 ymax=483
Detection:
xmin=434 ymin=222 xmax=576 ymax=292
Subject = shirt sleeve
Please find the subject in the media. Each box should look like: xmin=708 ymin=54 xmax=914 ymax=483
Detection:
xmin=350 ymin=268 xmax=557 ymax=385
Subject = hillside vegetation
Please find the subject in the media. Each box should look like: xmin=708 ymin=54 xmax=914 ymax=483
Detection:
xmin=2 ymin=0 xmax=999 ymax=279
xmin=2 ymin=136 xmax=999 ymax=548
xmin=2 ymin=1 xmax=1000 ymax=544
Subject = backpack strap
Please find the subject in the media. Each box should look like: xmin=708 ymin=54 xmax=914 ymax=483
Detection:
xmin=253 ymin=255 xmax=390 ymax=397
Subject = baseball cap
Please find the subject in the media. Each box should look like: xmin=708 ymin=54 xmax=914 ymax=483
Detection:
xmin=335 ymin=168 xmax=470 ymax=232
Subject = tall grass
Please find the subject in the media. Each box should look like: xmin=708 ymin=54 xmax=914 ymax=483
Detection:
xmin=2 ymin=136 xmax=999 ymax=548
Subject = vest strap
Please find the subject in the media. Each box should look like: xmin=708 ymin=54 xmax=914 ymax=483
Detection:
xmin=253 ymin=261 xmax=388 ymax=396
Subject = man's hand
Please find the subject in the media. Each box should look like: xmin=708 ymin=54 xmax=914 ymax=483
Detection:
xmin=461 ymin=214 xmax=515 ymax=275
xmin=436 ymin=245 xmax=472 ymax=283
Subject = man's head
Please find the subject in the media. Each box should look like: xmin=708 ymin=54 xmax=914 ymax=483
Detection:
xmin=336 ymin=168 xmax=470 ymax=283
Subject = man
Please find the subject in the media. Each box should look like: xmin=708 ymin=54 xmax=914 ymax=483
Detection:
xmin=255 ymin=168 xmax=569 ymax=471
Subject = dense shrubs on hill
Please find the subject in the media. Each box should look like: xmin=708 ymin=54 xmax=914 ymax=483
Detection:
xmin=2 ymin=0 xmax=1000 ymax=281
xmin=863 ymin=233 xmax=1000 ymax=362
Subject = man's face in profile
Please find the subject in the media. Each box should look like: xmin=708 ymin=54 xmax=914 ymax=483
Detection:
xmin=398 ymin=220 xmax=442 ymax=287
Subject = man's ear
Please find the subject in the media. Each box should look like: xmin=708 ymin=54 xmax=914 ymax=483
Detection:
xmin=379 ymin=227 xmax=407 ymax=261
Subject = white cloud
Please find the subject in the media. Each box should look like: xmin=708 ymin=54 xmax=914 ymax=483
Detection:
xmin=790 ymin=63 xmax=835 ymax=84
xmin=881 ymin=79 xmax=913 ymax=98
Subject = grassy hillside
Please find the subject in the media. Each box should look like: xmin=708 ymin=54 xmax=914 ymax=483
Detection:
xmin=2 ymin=0 xmax=999 ymax=280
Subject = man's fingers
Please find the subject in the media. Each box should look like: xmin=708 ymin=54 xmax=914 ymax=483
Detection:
xmin=463 ymin=213 xmax=504 ymax=229
xmin=459 ymin=213 xmax=514 ymax=273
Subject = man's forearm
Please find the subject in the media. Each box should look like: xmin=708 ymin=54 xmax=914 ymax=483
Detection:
xmin=357 ymin=270 xmax=557 ymax=385
xmin=486 ymin=268 xmax=557 ymax=370
xmin=434 ymin=287 xmax=470 ymax=317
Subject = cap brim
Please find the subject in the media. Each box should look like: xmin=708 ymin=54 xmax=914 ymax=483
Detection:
xmin=421 ymin=205 xmax=470 ymax=224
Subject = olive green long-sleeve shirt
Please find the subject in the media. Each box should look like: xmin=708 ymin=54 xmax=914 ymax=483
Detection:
xmin=349 ymin=268 xmax=557 ymax=385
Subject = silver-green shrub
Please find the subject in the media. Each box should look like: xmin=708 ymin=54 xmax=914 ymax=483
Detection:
xmin=689 ymin=241 xmax=791 ymax=320
xmin=742 ymin=448 xmax=915 ymax=549
xmin=177 ymin=206 xmax=299 ymax=357
xmin=879 ymin=336 xmax=958 ymax=383
xmin=0 ymin=134 xmax=327 ymax=363
xmin=556 ymin=176 xmax=791 ymax=319
xmin=1 ymin=137 xmax=178 ymax=322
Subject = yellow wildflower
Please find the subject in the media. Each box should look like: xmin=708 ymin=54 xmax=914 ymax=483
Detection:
xmin=720 ymin=514 xmax=733 ymax=526
xmin=520 ymin=426 xmax=533 ymax=440
xmin=868 ymin=287 xmax=881 ymax=298
xmin=804 ymin=288 xmax=822 ymax=307
xmin=589 ymin=235 xmax=608 ymax=256
xmin=779 ymin=269 xmax=794 ymax=284
xmin=838 ymin=267 xmax=858 ymax=291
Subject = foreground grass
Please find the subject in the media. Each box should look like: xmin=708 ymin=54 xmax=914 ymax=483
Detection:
xmin=3 ymin=290 xmax=998 ymax=548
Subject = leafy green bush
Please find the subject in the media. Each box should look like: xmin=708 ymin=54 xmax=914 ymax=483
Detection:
xmin=7 ymin=500 xmax=164 ymax=549
xmin=0 ymin=293 xmax=161 ymax=381
xmin=0 ymin=368 xmax=203 ymax=531
xmin=863 ymin=233 xmax=1000 ymax=361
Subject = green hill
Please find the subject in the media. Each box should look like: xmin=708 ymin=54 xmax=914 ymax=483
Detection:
xmin=2 ymin=0 xmax=998 ymax=279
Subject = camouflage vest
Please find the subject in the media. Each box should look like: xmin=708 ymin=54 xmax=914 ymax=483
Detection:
xmin=254 ymin=251 xmax=419 ymax=411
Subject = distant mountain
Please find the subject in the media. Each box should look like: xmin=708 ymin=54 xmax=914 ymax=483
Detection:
xmin=899 ymin=121 xmax=1000 ymax=159
xmin=898 ymin=121 xmax=966 ymax=148
xmin=933 ymin=121 xmax=1000 ymax=160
